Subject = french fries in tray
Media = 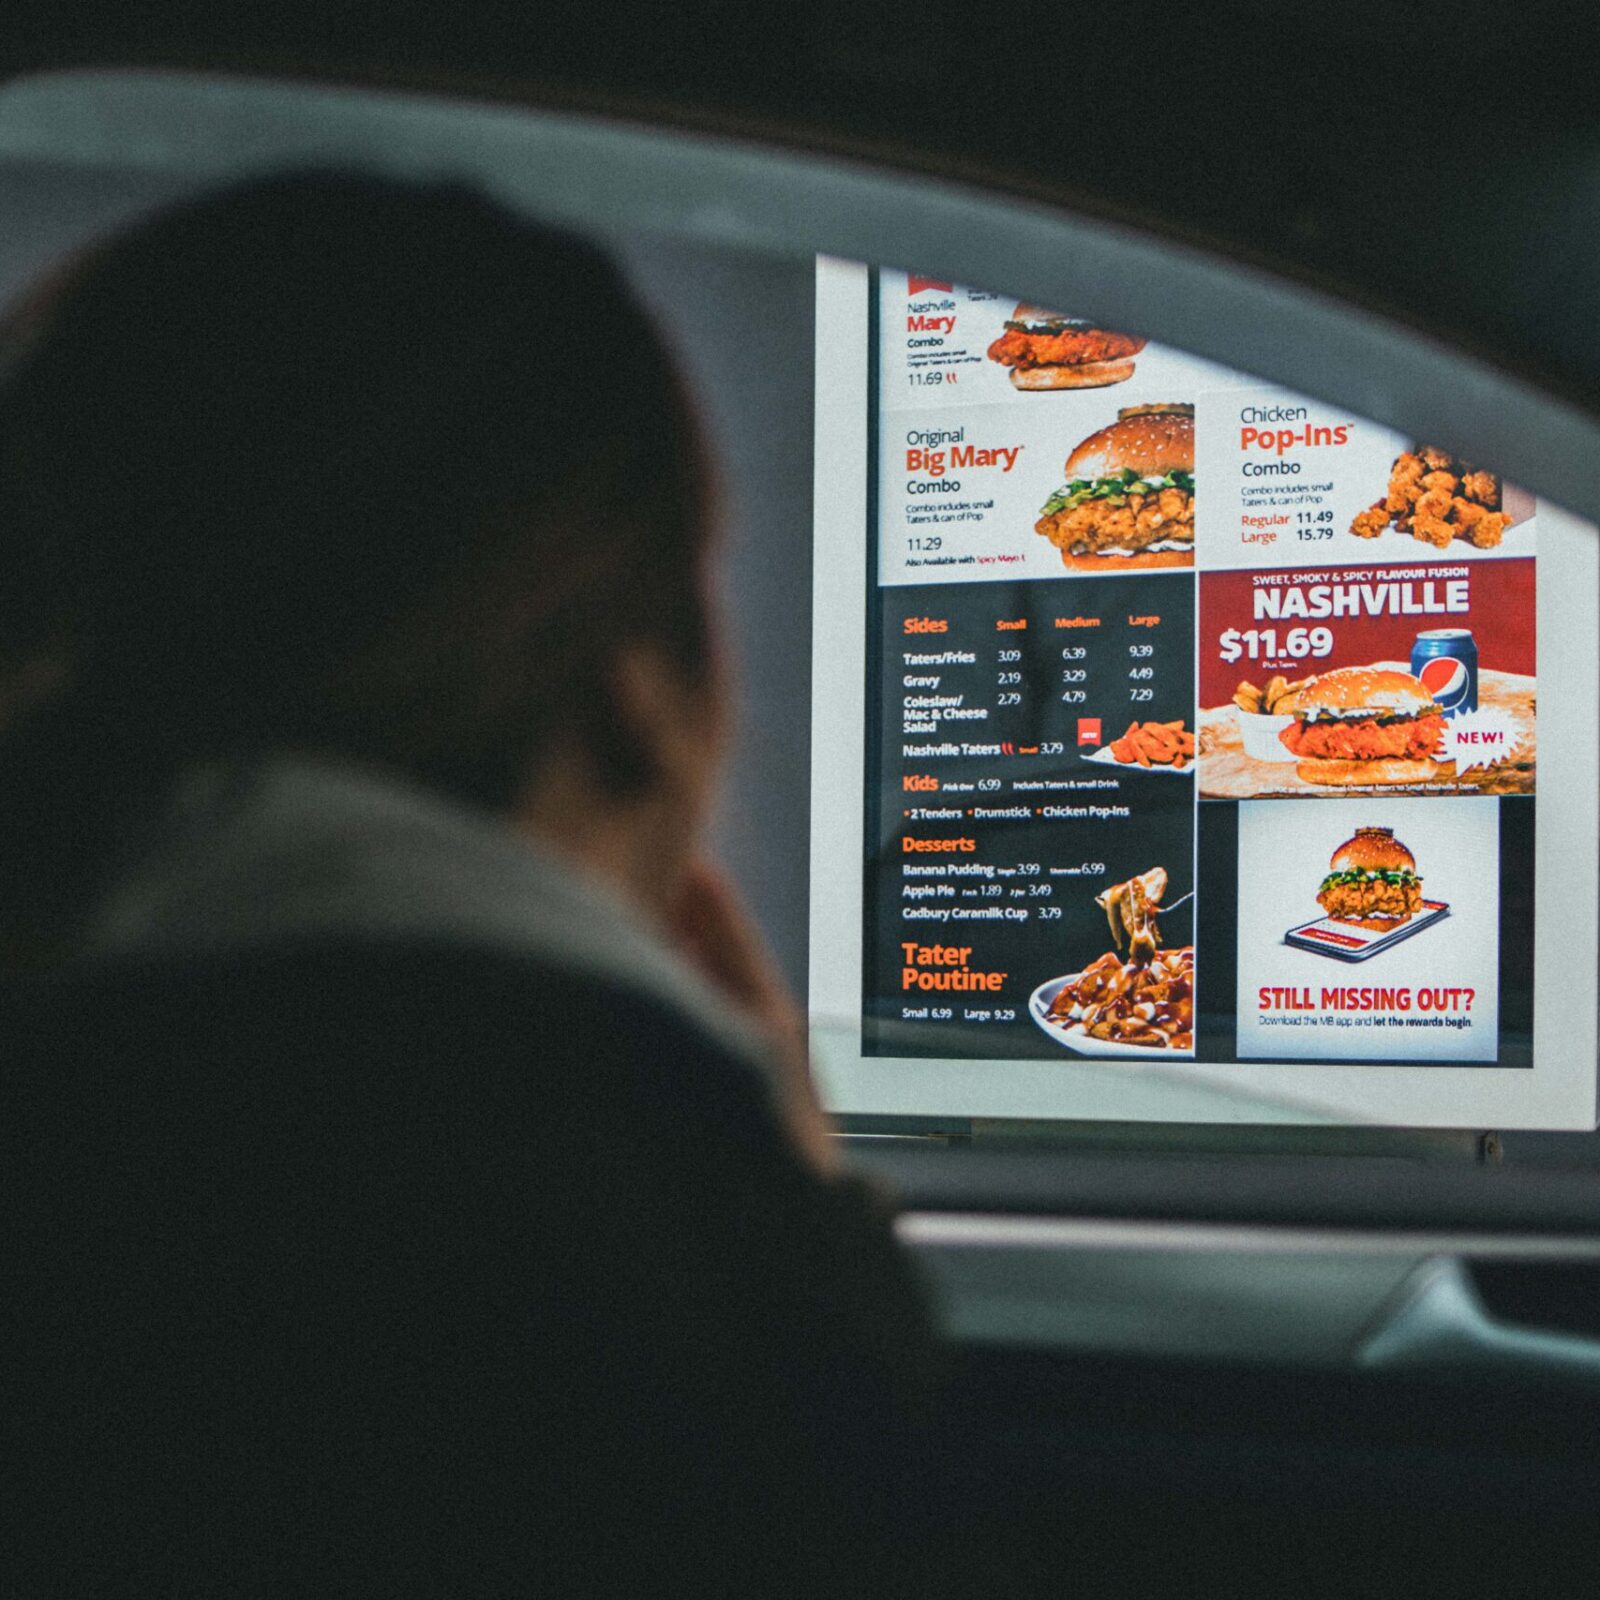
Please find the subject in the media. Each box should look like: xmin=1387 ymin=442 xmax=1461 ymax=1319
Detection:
xmin=1231 ymin=674 xmax=1304 ymax=715
xmin=1108 ymin=719 xmax=1195 ymax=769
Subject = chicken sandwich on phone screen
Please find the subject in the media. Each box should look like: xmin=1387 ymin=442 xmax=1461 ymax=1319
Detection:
xmin=1316 ymin=826 xmax=1423 ymax=931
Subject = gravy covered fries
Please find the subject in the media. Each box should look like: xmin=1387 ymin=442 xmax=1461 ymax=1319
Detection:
xmin=1108 ymin=719 xmax=1195 ymax=769
xmin=1045 ymin=945 xmax=1195 ymax=1050
xmin=1096 ymin=865 xmax=1167 ymax=962
xmin=1045 ymin=866 xmax=1194 ymax=1050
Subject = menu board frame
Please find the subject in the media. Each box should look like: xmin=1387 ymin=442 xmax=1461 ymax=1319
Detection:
xmin=808 ymin=256 xmax=1599 ymax=1130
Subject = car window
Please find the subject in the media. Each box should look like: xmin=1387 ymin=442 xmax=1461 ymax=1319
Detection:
xmin=0 ymin=68 xmax=1594 ymax=1178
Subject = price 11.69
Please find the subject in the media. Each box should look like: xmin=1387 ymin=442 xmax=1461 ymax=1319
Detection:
xmin=1218 ymin=626 xmax=1334 ymax=665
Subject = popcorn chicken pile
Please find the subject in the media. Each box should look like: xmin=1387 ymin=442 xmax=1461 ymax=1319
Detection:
xmin=1349 ymin=446 xmax=1510 ymax=549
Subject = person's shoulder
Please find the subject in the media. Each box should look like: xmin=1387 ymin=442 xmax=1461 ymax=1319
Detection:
xmin=3 ymin=934 xmax=934 ymax=1360
xmin=6 ymin=935 xmax=763 ymax=1101
xmin=10 ymin=931 xmax=667 ymax=1020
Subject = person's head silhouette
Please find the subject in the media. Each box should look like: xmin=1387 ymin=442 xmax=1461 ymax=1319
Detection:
xmin=0 ymin=171 xmax=729 ymax=950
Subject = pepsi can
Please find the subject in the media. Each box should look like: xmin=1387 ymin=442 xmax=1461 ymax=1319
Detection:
xmin=1411 ymin=628 xmax=1478 ymax=718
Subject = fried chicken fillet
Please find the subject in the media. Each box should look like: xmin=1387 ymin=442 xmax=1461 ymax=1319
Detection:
xmin=1280 ymin=714 xmax=1445 ymax=762
xmin=1352 ymin=447 xmax=1511 ymax=548
xmin=1317 ymin=877 xmax=1422 ymax=923
xmin=987 ymin=326 xmax=1146 ymax=372
xmin=1036 ymin=486 xmax=1194 ymax=556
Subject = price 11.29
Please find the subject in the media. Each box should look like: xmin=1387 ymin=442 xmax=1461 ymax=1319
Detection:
xmin=1218 ymin=626 xmax=1334 ymax=665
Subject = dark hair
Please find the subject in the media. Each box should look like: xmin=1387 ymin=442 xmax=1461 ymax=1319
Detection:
xmin=0 ymin=171 xmax=715 ymax=951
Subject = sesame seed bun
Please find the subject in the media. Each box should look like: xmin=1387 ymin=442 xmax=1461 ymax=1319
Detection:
xmin=1275 ymin=667 xmax=1436 ymax=719
xmin=1295 ymin=756 xmax=1452 ymax=787
xmin=1329 ymin=826 xmax=1416 ymax=876
xmin=1009 ymin=358 xmax=1139 ymax=390
xmin=1064 ymin=404 xmax=1194 ymax=479
xmin=1009 ymin=303 xmax=1081 ymax=327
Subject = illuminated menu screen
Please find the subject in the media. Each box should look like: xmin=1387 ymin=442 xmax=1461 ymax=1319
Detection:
xmin=860 ymin=270 xmax=1536 ymax=1069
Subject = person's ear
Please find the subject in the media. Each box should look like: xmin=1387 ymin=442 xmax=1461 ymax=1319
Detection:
xmin=609 ymin=641 xmax=728 ymax=809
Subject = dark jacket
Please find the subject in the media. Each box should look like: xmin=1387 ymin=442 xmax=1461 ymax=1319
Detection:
xmin=2 ymin=766 xmax=942 ymax=1595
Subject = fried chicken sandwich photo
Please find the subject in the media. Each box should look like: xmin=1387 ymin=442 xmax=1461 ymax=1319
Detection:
xmin=986 ymin=304 xmax=1147 ymax=390
xmin=1316 ymin=827 xmax=1423 ymax=932
xmin=1275 ymin=666 xmax=1448 ymax=786
xmin=1034 ymin=404 xmax=1194 ymax=571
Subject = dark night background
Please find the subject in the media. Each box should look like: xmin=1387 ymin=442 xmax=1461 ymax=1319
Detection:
xmin=9 ymin=2 xmax=1599 ymax=414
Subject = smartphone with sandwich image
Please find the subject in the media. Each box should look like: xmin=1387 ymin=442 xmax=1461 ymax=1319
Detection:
xmin=1283 ymin=825 xmax=1449 ymax=961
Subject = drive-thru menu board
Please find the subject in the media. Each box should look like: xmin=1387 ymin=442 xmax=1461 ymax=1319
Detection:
xmin=833 ymin=266 xmax=1561 ymax=1100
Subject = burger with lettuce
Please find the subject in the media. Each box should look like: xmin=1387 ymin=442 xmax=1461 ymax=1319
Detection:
xmin=1034 ymin=404 xmax=1195 ymax=571
xmin=1316 ymin=827 xmax=1423 ymax=931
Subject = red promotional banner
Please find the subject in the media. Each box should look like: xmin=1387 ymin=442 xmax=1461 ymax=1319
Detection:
xmin=1198 ymin=557 xmax=1534 ymax=706
xmin=1198 ymin=557 xmax=1535 ymax=800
